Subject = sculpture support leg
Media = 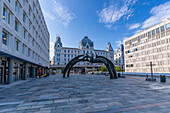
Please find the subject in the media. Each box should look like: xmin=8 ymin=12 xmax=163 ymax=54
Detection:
xmin=108 ymin=64 xmax=114 ymax=79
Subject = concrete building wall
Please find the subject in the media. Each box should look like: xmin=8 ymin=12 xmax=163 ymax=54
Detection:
xmin=124 ymin=18 xmax=170 ymax=73
xmin=0 ymin=0 xmax=50 ymax=84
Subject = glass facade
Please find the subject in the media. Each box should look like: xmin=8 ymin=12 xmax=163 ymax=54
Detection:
xmin=2 ymin=31 xmax=7 ymax=45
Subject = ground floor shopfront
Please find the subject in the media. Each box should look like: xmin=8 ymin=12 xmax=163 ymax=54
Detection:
xmin=50 ymin=65 xmax=103 ymax=74
xmin=0 ymin=55 xmax=48 ymax=85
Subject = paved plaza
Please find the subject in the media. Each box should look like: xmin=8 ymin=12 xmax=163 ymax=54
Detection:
xmin=1 ymin=74 xmax=170 ymax=113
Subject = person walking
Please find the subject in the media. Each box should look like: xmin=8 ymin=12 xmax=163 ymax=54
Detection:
xmin=39 ymin=69 xmax=41 ymax=78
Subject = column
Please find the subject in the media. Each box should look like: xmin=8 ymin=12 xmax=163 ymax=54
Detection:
xmin=24 ymin=63 xmax=28 ymax=80
xmin=8 ymin=58 xmax=13 ymax=84
xmin=33 ymin=66 xmax=35 ymax=78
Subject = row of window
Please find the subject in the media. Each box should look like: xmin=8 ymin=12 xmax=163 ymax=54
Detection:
xmin=126 ymin=67 xmax=170 ymax=72
xmin=1 ymin=30 xmax=50 ymax=64
xmin=126 ymin=23 xmax=170 ymax=45
xmin=2 ymin=1 xmax=49 ymax=62
xmin=126 ymin=53 xmax=170 ymax=64
xmin=56 ymin=49 xmax=113 ymax=56
xmin=126 ymin=37 xmax=170 ymax=54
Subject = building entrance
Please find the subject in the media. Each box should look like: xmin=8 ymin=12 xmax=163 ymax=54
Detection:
xmin=0 ymin=66 xmax=4 ymax=84
xmin=0 ymin=60 xmax=8 ymax=84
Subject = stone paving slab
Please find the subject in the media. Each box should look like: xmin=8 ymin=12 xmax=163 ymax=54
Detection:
xmin=1 ymin=74 xmax=170 ymax=113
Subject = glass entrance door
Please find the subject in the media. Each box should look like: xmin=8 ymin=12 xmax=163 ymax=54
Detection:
xmin=0 ymin=67 xmax=4 ymax=84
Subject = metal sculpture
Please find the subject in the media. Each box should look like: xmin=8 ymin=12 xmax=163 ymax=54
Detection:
xmin=63 ymin=54 xmax=117 ymax=79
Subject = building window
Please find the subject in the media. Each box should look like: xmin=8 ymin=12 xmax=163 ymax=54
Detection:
xmin=156 ymin=28 xmax=159 ymax=33
xmin=3 ymin=7 xmax=6 ymax=20
xmin=138 ymin=36 xmax=140 ymax=40
xmin=28 ymin=48 xmax=30 ymax=56
xmin=32 ymin=39 xmax=34 ymax=46
xmin=23 ymin=12 xmax=26 ymax=23
xmin=68 ymin=55 xmax=70 ymax=57
xmin=8 ymin=0 xmax=10 ymax=3
xmin=148 ymin=31 xmax=151 ymax=36
xmin=57 ymin=54 xmax=60 ymax=57
xmin=152 ymin=30 xmax=155 ymax=35
xmin=15 ymin=19 xmax=19 ymax=32
xmin=32 ymin=52 xmax=34 ymax=58
xmin=68 ymin=50 xmax=70 ymax=53
xmin=36 ymin=32 xmax=38 ymax=38
xmin=8 ymin=11 xmax=10 ymax=24
xmin=161 ymin=25 xmax=165 ymax=32
xmin=29 ymin=7 xmax=31 ymax=16
xmin=15 ymin=1 xmax=19 ymax=14
xmin=23 ymin=0 xmax=25 ymax=6
xmin=2 ymin=31 xmax=8 ymax=45
xmin=29 ymin=21 xmax=31 ymax=30
xmin=24 ymin=30 xmax=26 ymax=39
xmin=16 ymin=40 xmax=20 ymax=51
xmin=166 ymin=24 xmax=170 ymax=30
xmin=28 ymin=34 xmax=30 ymax=42
xmin=22 ymin=44 xmax=24 ymax=53
xmin=64 ymin=54 xmax=66 ymax=57
xmin=57 ymin=58 xmax=60 ymax=62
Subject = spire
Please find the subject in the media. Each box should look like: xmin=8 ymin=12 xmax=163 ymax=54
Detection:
xmin=106 ymin=43 xmax=113 ymax=52
xmin=55 ymin=37 xmax=62 ymax=47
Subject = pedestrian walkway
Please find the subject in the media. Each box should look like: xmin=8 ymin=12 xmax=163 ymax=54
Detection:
xmin=0 ymin=74 xmax=170 ymax=113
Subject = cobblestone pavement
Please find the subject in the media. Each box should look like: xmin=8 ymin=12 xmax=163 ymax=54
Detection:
xmin=1 ymin=74 xmax=170 ymax=113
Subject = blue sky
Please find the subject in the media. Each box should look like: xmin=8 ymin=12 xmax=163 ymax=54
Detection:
xmin=39 ymin=0 xmax=170 ymax=59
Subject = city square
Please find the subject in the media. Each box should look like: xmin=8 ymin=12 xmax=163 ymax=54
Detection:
xmin=1 ymin=74 xmax=170 ymax=113
xmin=0 ymin=0 xmax=170 ymax=113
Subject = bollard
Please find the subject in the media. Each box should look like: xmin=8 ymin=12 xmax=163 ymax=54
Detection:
xmin=160 ymin=75 xmax=166 ymax=83
xmin=118 ymin=73 xmax=120 ymax=78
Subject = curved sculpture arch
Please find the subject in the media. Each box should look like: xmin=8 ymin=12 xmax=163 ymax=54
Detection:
xmin=97 ymin=56 xmax=117 ymax=79
xmin=63 ymin=54 xmax=117 ymax=79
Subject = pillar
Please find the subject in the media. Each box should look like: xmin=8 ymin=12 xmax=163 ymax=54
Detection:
xmin=8 ymin=58 xmax=13 ymax=84
xmin=33 ymin=66 xmax=35 ymax=78
xmin=24 ymin=63 xmax=28 ymax=80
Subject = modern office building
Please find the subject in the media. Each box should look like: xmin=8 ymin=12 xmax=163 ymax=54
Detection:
xmin=0 ymin=0 xmax=50 ymax=84
xmin=114 ymin=44 xmax=124 ymax=69
xmin=51 ymin=36 xmax=114 ymax=73
xmin=124 ymin=18 xmax=170 ymax=73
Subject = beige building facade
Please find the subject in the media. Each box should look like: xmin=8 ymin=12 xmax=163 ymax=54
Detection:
xmin=114 ymin=44 xmax=124 ymax=69
xmin=124 ymin=18 xmax=170 ymax=73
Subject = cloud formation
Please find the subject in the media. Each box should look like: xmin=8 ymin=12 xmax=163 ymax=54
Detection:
xmin=141 ymin=1 xmax=170 ymax=29
xmin=115 ymin=40 xmax=123 ymax=47
xmin=128 ymin=23 xmax=140 ymax=30
xmin=98 ymin=0 xmax=138 ymax=27
xmin=43 ymin=0 xmax=74 ymax=28
xmin=50 ymin=42 xmax=55 ymax=60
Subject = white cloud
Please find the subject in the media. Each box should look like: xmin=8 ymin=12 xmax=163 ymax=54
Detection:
xmin=105 ymin=24 xmax=112 ymax=29
xmin=43 ymin=0 xmax=74 ymax=28
xmin=115 ymin=40 xmax=123 ymax=47
xmin=123 ymin=33 xmax=129 ymax=36
xmin=98 ymin=0 xmax=138 ymax=25
xmin=143 ymin=2 xmax=150 ymax=5
xmin=141 ymin=1 xmax=170 ymax=29
xmin=50 ymin=42 xmax=55 ymax=60
xmin=128 ymin=23 xmax=141 ymax=30
xmin=133 ymin=29 xmax=141 ymax=35
xmin=43 ymin=10 xmax=56 ymax=21
xmin=123 ymin=37 xmax=128 ymax=40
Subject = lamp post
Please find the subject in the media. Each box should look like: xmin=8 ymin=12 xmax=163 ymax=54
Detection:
xmin=146 ymin=62 xmax=156 ymax=81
